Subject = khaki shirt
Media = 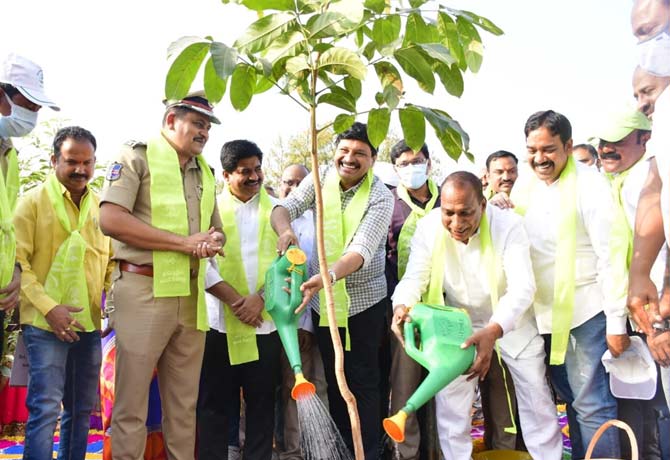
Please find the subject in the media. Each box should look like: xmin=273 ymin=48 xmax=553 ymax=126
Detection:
xmin=100 ymin=139 xmax=222 ymax=267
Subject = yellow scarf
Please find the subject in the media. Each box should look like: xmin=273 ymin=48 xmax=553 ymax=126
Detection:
xmin=320 ymin=169 xmax=373 ymax=349
xmin=217 ymin=186 xmax=275 ymax=365
xmin=146 ymin=134 xmax=215 ymax=331
xmin=0 ymin=148 xmax=18 ymax=294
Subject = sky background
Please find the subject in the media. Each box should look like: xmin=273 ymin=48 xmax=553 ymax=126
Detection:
xmin=2 ymin=0 xmax=638 ymax=177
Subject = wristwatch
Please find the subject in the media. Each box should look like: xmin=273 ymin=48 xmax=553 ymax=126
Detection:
xmin=652 ymin=318 xmax=670 ymax=333
xmin=257 ymin=288 xmax=265 ymax=301
xmin=328 ymin=269 xmax=337 ymax=284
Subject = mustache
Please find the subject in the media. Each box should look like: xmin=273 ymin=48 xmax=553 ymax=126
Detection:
xmin=194 ymin=136 xmax=206 ymax=143
xmin=530 ymin=159 xmax=554 ymax=169
xmin=600 ymin=152 xmax=621 ymax=161
xmin=69 ymin=173 xmax=88 ymax=180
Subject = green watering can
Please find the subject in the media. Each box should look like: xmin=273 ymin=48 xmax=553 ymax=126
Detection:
xmin=264 ymin=246 xmax=316 ymax=400
xmin=383 ymin=303 xmax=475 ymax=442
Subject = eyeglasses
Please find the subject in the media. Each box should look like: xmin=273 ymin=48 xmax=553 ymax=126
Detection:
xmin=396 ymin=159 xmax=427 ymax=168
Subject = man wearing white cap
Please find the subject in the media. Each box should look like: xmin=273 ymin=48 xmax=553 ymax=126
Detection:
xmin=593 ymin=107 xmax=666 ymax=458
xmin=99 ymin=91 xmax=225 ymax=460
xmin=0 ymin=53 xmax=59 ymax=361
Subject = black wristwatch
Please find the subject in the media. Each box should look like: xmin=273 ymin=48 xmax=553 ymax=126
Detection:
xmin=652 ymin=318 xmax=670 ymax=334
xmin=14 ymin=262 xmax=22 ymax=272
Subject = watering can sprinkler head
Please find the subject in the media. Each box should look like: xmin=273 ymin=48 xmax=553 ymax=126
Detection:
xmin=383 ymin=303 xmax=475 ymax=443
xmin=383 ymin=410 xmax=408 ymax=442
xmin=291 ymin=372 xmax=317 ymax=400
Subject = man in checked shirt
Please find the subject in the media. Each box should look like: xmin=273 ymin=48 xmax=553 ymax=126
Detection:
xmin=271 ymin=122 xmax=394 ymax=460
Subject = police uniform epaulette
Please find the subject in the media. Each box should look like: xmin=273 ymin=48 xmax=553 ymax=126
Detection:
xmin=124 ymin=140 xmax=147 ymax=149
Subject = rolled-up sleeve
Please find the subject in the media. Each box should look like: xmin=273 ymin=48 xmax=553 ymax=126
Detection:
xmin=205 ymin=258 xmax=223 ymax=289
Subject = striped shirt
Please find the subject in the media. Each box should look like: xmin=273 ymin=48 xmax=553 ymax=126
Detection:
xmin=279 ymin=170 xmax=394 ymax=316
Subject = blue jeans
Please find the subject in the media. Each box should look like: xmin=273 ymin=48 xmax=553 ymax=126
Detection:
xmin=544 ymin=312 xmax=620 ymax=458
xmin=22 ymin=325 xmax=102 ymax=460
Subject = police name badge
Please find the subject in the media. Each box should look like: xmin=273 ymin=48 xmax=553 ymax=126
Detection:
xmin=106 ymin=162 xmax=123 ymax=181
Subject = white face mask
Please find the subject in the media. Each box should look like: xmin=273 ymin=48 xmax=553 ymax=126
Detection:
xmin=638 ymin=29 xmax=670 ymax=77
xmin=0 ymin=96 xmax=38 ymax=138
xmin=397 ymin=163 xmax=429 ymax=190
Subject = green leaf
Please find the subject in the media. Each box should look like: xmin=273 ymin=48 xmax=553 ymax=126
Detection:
xmin=264 ymin=31 xmax=307 ymax=62
xmin=371 ymin=15 xmax=401 ymax=47
xmin=204 ymin=58 xmax=227 ymax=103
xmin=344 ymin=77 xmax=362 ymax=100
xmin=465 ymin=40 xmax=484 ymax=73
xmin=374 ymin=61 xmax=403 ymax=93
xmin=355 ymin=27 xmax=365 ymax=48
xmin=394 ymin=47 xmax=435 ymax=93
xmin=307 ymin=0 xmax=364 ymax=39
xmin=234 ymin=13 xmax=297 ymax=53
xmin=230 ymin=64 xmax=256 ymax=111
xmin=399 ymin=106 xmax=425 ymax=152
xmin=434 ymin=63 xmax=463 ymax=97
xmin=318 ymin=70 xmax=336 ymax=87
xmin=333 ymin=113 xmax=355 ymax=133
xmin=255 ymin=74 xmax=274 ymax=94
xmin=167 ymin=36 xmax=209 ymax=60
xmin=318 ymin=86 xmax=357 ymax=112
xmin=457 ymin=9 xmax=504 ymax=36
xmin=367 ymin=108 xmax=390 ymax=147
xmin=240 ymin=0 xmax=295 ymax=11
xmin=285 ymin=54 xmax=311 ymax=75
xmin=419 ymin=106 xmax=469 ymax=159
xmin=362 ymin=42 xmax=376 ymax=61
xmin=210 ymin=42 xmax=238 ymax=79
xmin=382 ymin=84 xmax=401 ymax=109
xmin=374 ymin=92 xmax=384 ymax=105
xmin=437 ymin=12 xmax=466 ymax=70
xmin=408 ymin=0 xmax=426 ymax=7
xmin=463 ymin=150 xmax=475 ymax=162
xmin=165 ymin=41 xmax=210 ymax=101
xmin=253 ymin=57 xmax=274 ymax=76
xmin=404 ymin=13 xmax=438 ymax=45
xmin=318 ymin=47 xmax=367 ymax=80
xmin=364 ymin=0 xmax=385 ymax=14
xmin=329 ymin=0 xmax=364 ymax=24
xmin=417 ymin=43 xmax=455 ymax=66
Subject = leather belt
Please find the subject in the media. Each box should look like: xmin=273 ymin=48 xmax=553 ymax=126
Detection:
xmin=119 ymin=261 xmax=198 ymax=279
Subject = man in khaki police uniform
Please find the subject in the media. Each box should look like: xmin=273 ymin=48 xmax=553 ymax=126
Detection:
xmin=100 ymin=92 xmax=225 ymax=460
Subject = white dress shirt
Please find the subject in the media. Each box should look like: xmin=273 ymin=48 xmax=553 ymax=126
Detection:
xmin=205 ymin=192 xmax=278 ymax=335
xmin=521 ymin=162 xmax=627 ymax=336
xmin=392 ymin=205 xmax=538 ymax=358
xmin=620 ymin=158 xmax=667 ymax=291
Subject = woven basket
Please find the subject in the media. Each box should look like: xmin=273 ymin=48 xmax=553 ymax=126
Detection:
xmin=585 ymin=419 xmax=638 ymax=460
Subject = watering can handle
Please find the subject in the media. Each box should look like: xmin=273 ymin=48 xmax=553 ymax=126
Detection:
xmin=403 ymin=318 xmax=426 ymax=366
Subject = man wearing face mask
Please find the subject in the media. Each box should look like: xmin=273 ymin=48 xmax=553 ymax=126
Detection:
xmin=628 ymin=0 xmax=670 ymax=413
xmin=384 ymin=140 xmax=441 ymax=460
xmin=0 ymin=53 xmax=59 ymax=361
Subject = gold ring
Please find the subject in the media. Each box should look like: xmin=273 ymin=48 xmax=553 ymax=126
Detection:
xmin=60 ymin=330 xmax=67 ymax=336
xmin=644 ymin=304 xmax=650 ymax=311
xmin=65 ymin=327 xmax=71 ymax=332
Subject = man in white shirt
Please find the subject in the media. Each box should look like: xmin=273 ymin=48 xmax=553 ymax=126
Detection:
xmin=392 ymin=171 xmax=562 ymax=460
xmin=198 ymin=140 xmax=281 ymax=460
xmin=509 ymin=110 xmax=628 ymax=458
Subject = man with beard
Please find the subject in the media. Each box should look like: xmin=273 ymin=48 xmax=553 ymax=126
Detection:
xmin=198 ymin=140 xmax=281 ymax=460
xmin=628 ymin=0 xmax=670 ymax=413
xmin=502 ymin=110 xmax=628 ymax=458
xmin=271 ymin=122 xmax=394 ymax=460
xmin=14 ymin=126 xmax=113 ymax=460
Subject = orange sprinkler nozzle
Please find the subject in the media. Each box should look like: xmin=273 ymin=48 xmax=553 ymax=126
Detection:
xmin=291 ymin=372 xmax=316 ymax=400
xmin=383 ymin=410 xmax=408 ymax=443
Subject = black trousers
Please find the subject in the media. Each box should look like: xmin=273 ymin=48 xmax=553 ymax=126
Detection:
xmin=197 ymin=330 xmax=281 ymax=460
xmin=313 ymin=298 xmax=388 ymax=460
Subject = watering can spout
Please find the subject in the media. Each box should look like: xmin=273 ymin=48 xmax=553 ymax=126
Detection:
xmin=383 ymin=304 xmax=475 ymax=443
xmin=383 ymin=410 xmax=408 ymax=442
xmin=291 ymin=372 xmax=316 ymax=400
